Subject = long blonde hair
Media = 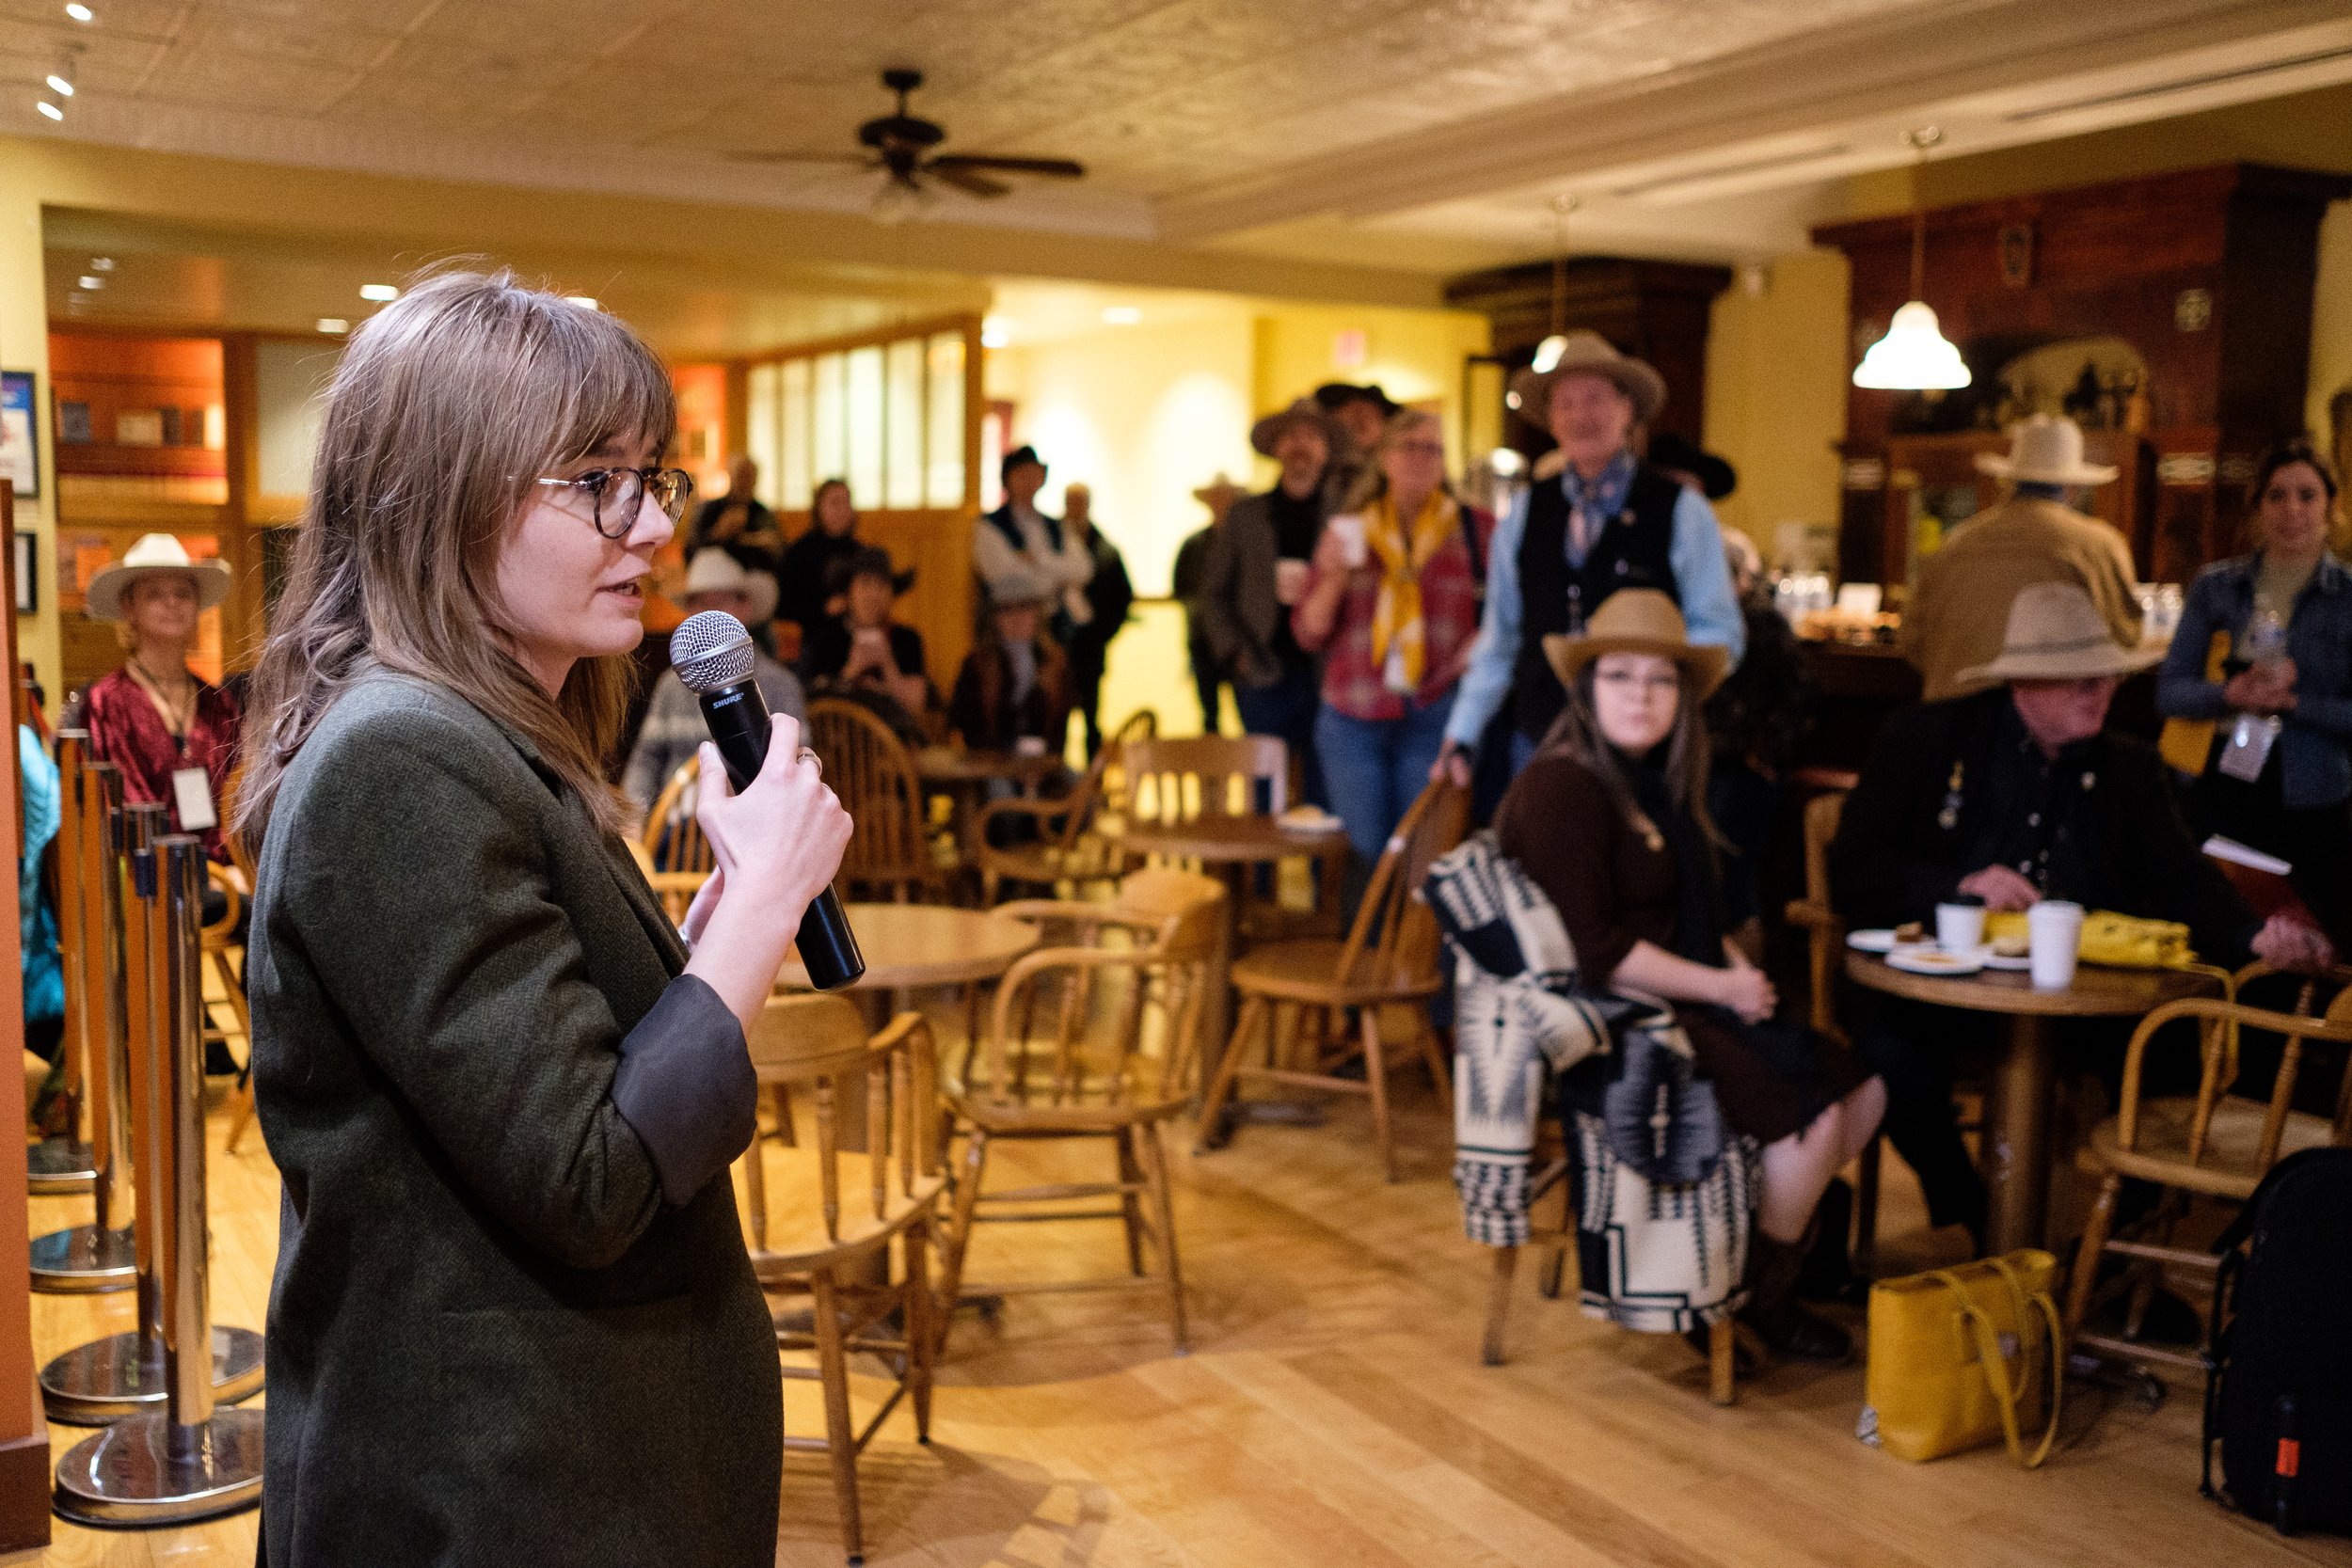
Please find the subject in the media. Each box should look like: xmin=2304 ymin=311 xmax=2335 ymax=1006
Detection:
xmin=235 ymin=271 xmax=673 ymax=845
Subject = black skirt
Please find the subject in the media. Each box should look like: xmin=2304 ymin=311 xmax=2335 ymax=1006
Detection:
xmin=1682 ymin=1008 xmax=1871 ymax=1145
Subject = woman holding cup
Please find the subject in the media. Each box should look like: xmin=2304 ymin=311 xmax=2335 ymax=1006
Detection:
xmin=1292 ymin=410 xmax=1485 ymax=895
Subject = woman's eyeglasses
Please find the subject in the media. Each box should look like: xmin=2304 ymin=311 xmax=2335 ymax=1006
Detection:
xmin=535 ymin=467 xmax=694 ymax=539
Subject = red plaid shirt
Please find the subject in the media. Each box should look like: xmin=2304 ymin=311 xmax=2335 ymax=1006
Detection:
xmin=1292 ymin=511 xmax=1486 ymax=721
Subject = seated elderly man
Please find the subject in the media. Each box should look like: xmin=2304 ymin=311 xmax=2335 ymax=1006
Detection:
xmin=1831 ymin=581 xmax=2331 ymax=1244
xmin=622 ymin=549 xmax=807 ymax=829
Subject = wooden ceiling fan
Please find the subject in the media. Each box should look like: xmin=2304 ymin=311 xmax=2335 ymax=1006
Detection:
xmin=731 ymin=68 xmax=1086 ymax=210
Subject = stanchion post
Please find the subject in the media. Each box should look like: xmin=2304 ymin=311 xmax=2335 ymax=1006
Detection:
xmin=52 ymin=836 xmax=263 ymax=1526
xmin=26 ymin=731 xmax=96 ymax=1193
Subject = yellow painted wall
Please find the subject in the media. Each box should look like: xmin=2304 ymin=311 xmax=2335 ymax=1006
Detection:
xmin=1248 ymin=303 xmax=1492 ymax=479
xmin=2311 ymin=200 xmax=2352 ymax=451
xmin=1701 ymin=250 xmax=1851 ymax=569
xmin=0 ymin=165 xmax=59 ymax=708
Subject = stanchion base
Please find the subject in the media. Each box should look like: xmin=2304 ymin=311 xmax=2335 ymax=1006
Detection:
xmin=29 ymin=1224 xmax=136 ymax=1293
xmin=53 ymin=1407 xmax=264 ymax=1528
xmin=40 ymin=1327 xmax=265 ymax=1426
xmin=27 ymin=1137 xmax=97 ymax=1195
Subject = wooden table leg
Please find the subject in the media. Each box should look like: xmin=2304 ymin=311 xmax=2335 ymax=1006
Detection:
xmin=1981 ymin=1013 xmax=2055 ymax=1254
xmin=1194 ymin=867 xmax=1238 ymax=1107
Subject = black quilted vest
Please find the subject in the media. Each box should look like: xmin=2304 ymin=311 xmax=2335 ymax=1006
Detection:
xmin=1513 ymin=464 xmax=1685 ymax=741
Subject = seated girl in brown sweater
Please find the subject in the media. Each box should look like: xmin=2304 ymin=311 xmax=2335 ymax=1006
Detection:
xmin=1493 ymin=590 xmax=1884 ymax=1362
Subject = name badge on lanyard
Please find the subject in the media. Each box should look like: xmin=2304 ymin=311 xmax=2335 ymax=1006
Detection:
xmin=172 ymin=767 xmax=217 ymax=832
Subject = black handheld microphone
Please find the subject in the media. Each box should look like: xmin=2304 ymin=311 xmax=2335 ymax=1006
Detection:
xmin=669 ymin=611 xmax=865 ymax=990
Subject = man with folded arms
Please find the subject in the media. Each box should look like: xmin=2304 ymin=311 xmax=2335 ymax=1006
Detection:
xmin=1831 ymin=582 xmax=2330 ymax=1244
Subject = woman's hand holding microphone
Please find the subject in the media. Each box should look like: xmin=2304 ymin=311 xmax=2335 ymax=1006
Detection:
xmin=680 ymin=712 xmax=853 ymax=1033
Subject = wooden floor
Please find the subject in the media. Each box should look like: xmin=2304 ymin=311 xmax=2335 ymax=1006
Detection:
xmin=19 ymin=1017 xmax=2347 ymax=1568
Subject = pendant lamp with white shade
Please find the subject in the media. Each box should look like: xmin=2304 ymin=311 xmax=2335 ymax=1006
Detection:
xmin=1853 ymin=128 xmax=1971 ymax=392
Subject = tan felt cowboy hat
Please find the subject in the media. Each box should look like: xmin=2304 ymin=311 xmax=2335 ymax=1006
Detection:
xmin=1191 ymin=471 xmax=1248 ymax=509
xmin=1956 ymin=581 xmax=2160 ymax=686
xmin=1975 ymin=414 xmax=2117 ymax=486
xmin=1541 ymin=589 xmax=1728 ymax=700
xmin=682 ymin=547 xmax=779 ymax=625
xmin=84 ymin=533 xmax=233 ymax=622
xmin=1509 ymin=330 xmax=1667 ymax=428
xmin=1248 ymin=398 xmax=1338 ymax=458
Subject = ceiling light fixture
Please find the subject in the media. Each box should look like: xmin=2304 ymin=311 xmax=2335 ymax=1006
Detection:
xmin=359 ymin=283 xmax=398 ymax=302
xmin=1852 ymin=127 xmax=1971 ymax=392
xmin=37 ymin=100 xmax=64 ymax=120
xmin=317 ymin=318 xmax=349 ymax=335
xmin=1528 ymin=193 xmax=1581 ymax=374
xmin=46 ymin=74 xmax=73 ymax=97
xmin=75 ymin=274 xmax=101 ymax=290
xmin=869 ymin=174 xmax=931 ymax=227
xmin=66 ymin=3 xmax=93 ymax=21
xmin=89 ymin=256 xmax=112 ymax=271
xmin=1100 ymin=306 xmax=1141 ymax=325
xmin=980 ymin=318 xmax=1010 ymax=350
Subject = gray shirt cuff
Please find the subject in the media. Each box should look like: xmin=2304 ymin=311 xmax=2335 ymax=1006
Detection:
xmin=610 ymin=975 xmax=756 ymax=1205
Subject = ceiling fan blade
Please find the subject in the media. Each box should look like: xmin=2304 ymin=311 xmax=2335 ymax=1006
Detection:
xmin=927 ymin=164 xmax=1010 ymax=199
xmin=725 ymin=150 xmax=881 ymax=166
xmin=928 ymin=153 xmax=1086 ymax=181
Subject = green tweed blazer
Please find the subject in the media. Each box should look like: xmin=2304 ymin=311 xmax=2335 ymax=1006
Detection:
xmin=247 ymin=671 xmax=780 ymax=1567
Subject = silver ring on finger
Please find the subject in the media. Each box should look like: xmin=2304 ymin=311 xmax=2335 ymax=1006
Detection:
xmin=795 ymin=745 xmax=821 ymax=779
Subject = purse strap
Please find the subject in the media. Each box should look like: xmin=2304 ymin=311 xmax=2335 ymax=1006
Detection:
xmin=1931 ymin=1258 xmax=2065 ymax=1469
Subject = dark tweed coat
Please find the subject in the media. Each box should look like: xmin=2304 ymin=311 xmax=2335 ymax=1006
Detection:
xmin=247 ymin=671 xmax=780 ymax=1567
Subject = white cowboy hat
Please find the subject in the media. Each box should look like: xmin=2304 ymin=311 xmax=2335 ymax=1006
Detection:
xmin=1509 ymin=331 xmax=1667 ymax=428
xmin=1955 ymin=581 xmax=2160 ymax=686
xmin=1975 ymin=414 xmax=2117 ymax=486
xmin=682 ymin=548 xmax=779 ymax=625
xmin=84 ymin=533 xmax=233 ymax=622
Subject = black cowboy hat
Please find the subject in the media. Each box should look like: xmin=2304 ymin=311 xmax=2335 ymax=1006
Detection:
xmin=1645 ymin=432 xmax=1739 ymax=500
xmin=1000 ymin=444 xmax=1046 ymax=483
xmin=826 ymin=544 xmax=916 ymax=596
xmin=1313 ymin=381 xmax=1401 ymax=417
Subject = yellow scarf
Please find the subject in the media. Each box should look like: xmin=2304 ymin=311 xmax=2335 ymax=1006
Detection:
xmin=1365 ymin=489 xmax=1457 ymax=692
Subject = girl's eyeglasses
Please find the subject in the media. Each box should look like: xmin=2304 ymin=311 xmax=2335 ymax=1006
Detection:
xmin=535 ymin=467 xmax=693 ymax=539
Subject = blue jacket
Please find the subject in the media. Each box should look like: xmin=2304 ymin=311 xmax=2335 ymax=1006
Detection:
xmin=2155 ymin=552 xmax=2352 ymax=809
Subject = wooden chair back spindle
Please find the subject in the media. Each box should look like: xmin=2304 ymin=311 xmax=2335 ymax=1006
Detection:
xmin=1124 ymin=735 xmax=1287 ymax=824
xmin=807 ymin=697 xmax=942 ymax=901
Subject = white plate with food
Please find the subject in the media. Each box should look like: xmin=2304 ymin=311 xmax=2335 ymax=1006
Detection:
xmin=1982 ymin=949 xmax=2034 ymax=971
xmin=1846 ymin=929 xmax=1903 ymax=954
xmin=1884 ymin=946 xmax=1985 ymax=977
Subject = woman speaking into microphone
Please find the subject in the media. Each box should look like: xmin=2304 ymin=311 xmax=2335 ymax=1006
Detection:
xmin=234 ymin=272 xmax=849 ymax=1566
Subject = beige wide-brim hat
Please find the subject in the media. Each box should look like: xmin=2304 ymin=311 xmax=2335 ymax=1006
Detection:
xmin=1509 ymin=330 xmax=1667 ymax=429
xmin=1955 ymin=581 xmax=2161 ymax=686
xmin=1192 ymin=471 xmax=1248 ymax=508
xmin=84 ymin=533 xmax=232 ymax=622
xmin=1975 ymin=413 xmax=2117 ymax=486
xmin=1248 ymin=398 xmax=1338 ymax=459
xmin=682 ymin=547 xmax=779 ymax=625
xmin=1541 ymin=589 xmax=1728 ymax=700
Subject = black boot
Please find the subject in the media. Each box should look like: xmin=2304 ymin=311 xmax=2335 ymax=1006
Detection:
xmin=1741 ymin=1230 xmax=1852 ymax=1364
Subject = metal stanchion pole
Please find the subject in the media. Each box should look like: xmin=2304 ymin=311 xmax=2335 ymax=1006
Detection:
xmin=30 ymin=765 xmax=136 ymax=1291
xmin=27 ymin=730 xmax=98 ymax=1194
xmin=40 ymin=820 xmax=263 ymax=1426
xmin=55 ymin=836 xmax=264 ymax=1525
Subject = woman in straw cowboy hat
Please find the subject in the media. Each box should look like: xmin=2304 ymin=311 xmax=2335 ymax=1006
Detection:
xmin=1494 ymin=588 xmax=1883 ymax=1363
xmin=1833 ymin=580 xmax=2328 ymax=1243
xmin=77 ymin=532 xmax=241 ymax=863
xmin=1435 ymin=331 xmax=1743 ymax=786
xmin=1900 ymin=413 xmax=2142 ymax=703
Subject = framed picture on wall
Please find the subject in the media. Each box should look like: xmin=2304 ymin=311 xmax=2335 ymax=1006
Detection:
xmin=13 ymin=531 xmax=34 ymax=615
xmin=0 ymin=372 xmax=37 ymax=499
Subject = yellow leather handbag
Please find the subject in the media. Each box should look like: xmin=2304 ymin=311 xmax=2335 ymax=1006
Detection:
xmin=1860 ymin=1250 xmax=2064 ymax=1467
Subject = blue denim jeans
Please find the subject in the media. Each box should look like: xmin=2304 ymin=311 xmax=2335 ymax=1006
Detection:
xmin=1233 ymin=660 xmax=1326 ymax=809
xmin=1315 ymin=697 xmax=1454 ymax=874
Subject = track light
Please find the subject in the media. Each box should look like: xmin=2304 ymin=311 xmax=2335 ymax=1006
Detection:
xmin=46 ymin=74 xmax=73 ymax=97
xmin=37 ymin=100 xmax=64 ymax=121
xmin=66 ymin=3 xmax=93 ymax=21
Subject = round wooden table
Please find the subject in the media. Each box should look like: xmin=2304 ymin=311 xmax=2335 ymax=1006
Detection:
xmin=1844 ymin=950 xmax=2218 ymax=1252
xmin=1108 ymin=815 xmax=1352 ymax=1066
xmin=779 ymin=902 xmax=1040 ymax=993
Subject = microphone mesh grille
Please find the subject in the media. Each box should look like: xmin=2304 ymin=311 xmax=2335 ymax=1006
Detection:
xmin=670 ymin=610 xmax=755 ymax=692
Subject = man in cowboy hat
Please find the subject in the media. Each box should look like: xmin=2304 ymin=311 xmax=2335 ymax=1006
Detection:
xmin=800 ymin=545 xmax=934 ymax=722
xmin=1902 ymin=413 xmax=2144 ymax=703
xmin=621 ymin=548 xmax=806 ymax=823
xmin=1315 ymin=381 xmax=1402 ymax=499
xmin=1174 ymin=473 xmax=1247 ymax=730
xmin=975 ymin=445 xmax=1094 ymax=634
xmin=1832 ymin=581 xmax=2329 ymax=1242
xmin=1436 ymin=330 xmax=1743 ymax=784
xmin=1200 ymin=398 xmax=1339 ymax=800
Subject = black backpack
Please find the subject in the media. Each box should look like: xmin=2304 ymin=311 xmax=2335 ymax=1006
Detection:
xmin=2203 ymin=1147 xmax=2352 ymax=1535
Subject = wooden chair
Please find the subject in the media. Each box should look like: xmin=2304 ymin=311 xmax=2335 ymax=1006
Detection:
xmin=1196 ymin=779 xmax=1470 ymax=1180
xmin=739 ymin=994 xmax=946 ymax=1568
xmin=971 ymin=708 xmax=1156 ymax=906
xmin=807 ymin=697 xmax=955 ymax=902
xmin=1781 ymin=787 xmax=1883 ymax=1253
xmin=2063 ymin=966 xmax=2352 ymax=1369
xmin=632 ymin=757 xmax=717 ymax=924
xmin=1123 ymin=735 xmax=1286 ymax=823
xmin=935 ymin=867 xmax=1224 ymax=1352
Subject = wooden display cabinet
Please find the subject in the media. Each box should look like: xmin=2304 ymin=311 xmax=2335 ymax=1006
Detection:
xmin=1873 ymin=429 xmax=2149 ymax=594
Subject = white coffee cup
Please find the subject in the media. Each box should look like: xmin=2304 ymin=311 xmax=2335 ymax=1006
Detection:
xmin=2026 ymin=900 xmax=2085 ymax=990
xmin=1327 ymin=515 xmax=1369 ymax=569
xmin=1935 ymin=901 xmax=1986 ymax=954
xmin=1274 ymin=557 xmax=1311 ymax=606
